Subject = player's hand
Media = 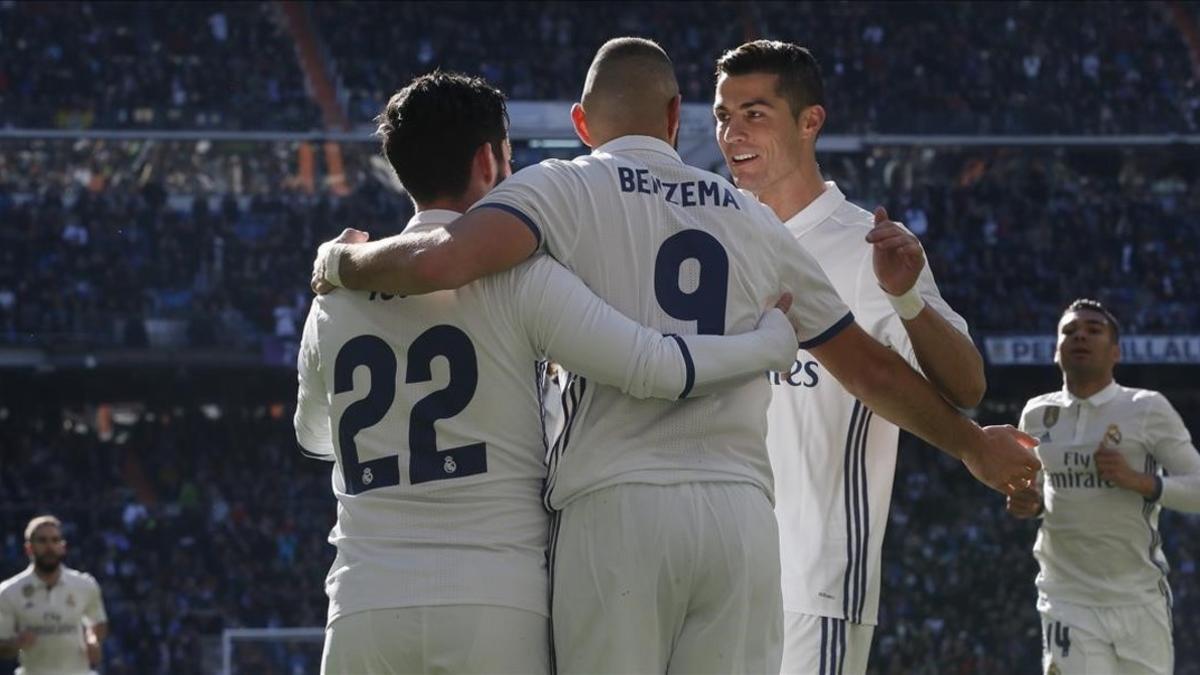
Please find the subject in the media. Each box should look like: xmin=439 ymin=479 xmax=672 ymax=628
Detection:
xmin=1006 ymin=485 xmax=1043 ymax=518
xmin=311 ymin=228 xmax=370 ymax=295
xmin=1095 ymin=445 xmax=1155 ymax=496
xmin=83 ymin=626 xmax=101 ymax=665
xmin=961 ymin=425 xmax=1041 ymax=495
xmin=15 ymin=630 xmax=36 ymax=649
xmin=866 ymin=206 xmax=925 ymax=297
xmin=759 ymin=293 xmax=801 ymax=372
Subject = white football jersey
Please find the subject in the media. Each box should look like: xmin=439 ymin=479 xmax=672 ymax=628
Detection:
xmin=479 ymin=135 xmax=852 ymax=510
xmin=295 ymin=209 xmax=793 ymax=624
xmin=765 ymin=182 xmax=970 ymax=625
xmin=0 ymin=566 xmax=106 ymax=675
xmin=1020 ymin=382 xmax=1200 ymax=609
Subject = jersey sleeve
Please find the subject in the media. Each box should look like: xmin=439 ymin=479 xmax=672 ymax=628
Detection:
xmin=82 ymin=574 xmax=107 ymax=626
xmin=473 ymin=160 xmax=584 ymax=262
xmin=0 ymin=591 xmax=15 ymax=639
xmin=516 ymin=258 xmax=793 ymax=399
xmin=854 ymin=244 xmax=971 ymax=370
xmin=1144 ymin=392 xmax=1200 ymax=513
xmin=769 ymin=215 xmax=854 ymax=348
xmin=294 ymin=301 xmax=335 ymax=461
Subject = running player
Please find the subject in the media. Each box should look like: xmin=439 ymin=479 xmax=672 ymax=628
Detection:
xmin=0 ymin=516 xmax=108 ymax=675
xmin=711 ymin=40 xmax=985 ymax=674
xmin=295 ymin=71 xmax=800 ymax=674
xmin=1009 ymin=299 xmax=1200 ymax=675
xmin=311 ymin=39 xmax=1039 ymax=673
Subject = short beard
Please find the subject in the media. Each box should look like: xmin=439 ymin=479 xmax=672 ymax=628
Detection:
xmin=33 ymin=556 xmax=61 ymax=574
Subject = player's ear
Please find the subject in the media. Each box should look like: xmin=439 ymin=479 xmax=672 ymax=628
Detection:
xmin=666 ymin=94 xmax=682 ymax=147
xmin=801 ymin=104 xmax=826 ymax=140
xmin=473 ymin=142 xmax=496 ymax=186
xmin=571 ymin=103 xmax=594 ymax=148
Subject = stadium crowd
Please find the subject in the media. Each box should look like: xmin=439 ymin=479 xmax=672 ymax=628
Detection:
xmin=0 ymin=1 xmax=320 ymax=131
xmin=2 ymin=139 xmax=1197 ymax=351
xmin=3 ymin=2 xmax=1196 ymax=135
xmin=0 ymin=399 xmax=1195 ymax=673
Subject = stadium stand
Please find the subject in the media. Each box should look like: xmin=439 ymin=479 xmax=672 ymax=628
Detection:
xmin=313 ymin=1 xmax=1198 ymax=134
xmin=2 ymin=1 xmax=1198 ymax=673
xmin=0 ymin=2 xmax=322 ymax=130
xmin=1 ymin=140 xmax=1196 ymax=351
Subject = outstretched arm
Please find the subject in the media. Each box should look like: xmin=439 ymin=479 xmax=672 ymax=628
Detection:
xmin=808 ymin=322 xmax=1039 ymax=494
xmin=522 ymin=259 xmax=798 ymax=400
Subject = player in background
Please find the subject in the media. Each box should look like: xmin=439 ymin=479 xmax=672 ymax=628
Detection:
xmin=0 ymin=516 xmax=108 ymax=675
xmin=712 ymin=40 xmax=986 ymax=675
xmin=310 ymin=38 xmax=1038 ymax=673
xmin=1008 ymin=299 xmax=1200 ymax=675
xmin=295 ymin=71 xmax=800 ymax=675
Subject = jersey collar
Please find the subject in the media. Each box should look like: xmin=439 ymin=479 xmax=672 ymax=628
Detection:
xmin=405 ymin=208 xmax=462 ymax=233
xmin=782 ymin=181 xmax=845 ymax=238
xmin=592 ymin=135 xmax=682 ymax=163
xmin=1063 ymin=380 xmax=1120 ymax=408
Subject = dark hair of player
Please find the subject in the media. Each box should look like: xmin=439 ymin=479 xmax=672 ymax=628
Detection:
xmin=715 ymin=40 xmax=825 ymax=119
xmin=1064 ymin=298 xmax=1121 ymax=341
xmin=375 ymin=71 xmax=509 ymax=205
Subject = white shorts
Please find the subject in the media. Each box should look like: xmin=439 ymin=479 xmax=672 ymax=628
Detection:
xmin=551 ymin=482 xmax=783 ymax=674
xmin=321 ymin=605 xmax=549 ymax=675
xmin=779 ymin=611 xmax=874 ymax=675
xmin=1039 ymin=598 xmax=1173 ymax=675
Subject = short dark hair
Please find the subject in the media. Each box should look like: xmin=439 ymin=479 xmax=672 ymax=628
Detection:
xmin=715 ymin=40 xmax=825 ymax=118
xmin=375 ymin=71 xmax=508 ymax=205
xmin=1064 ymin=298 xmax=1121 ymax=341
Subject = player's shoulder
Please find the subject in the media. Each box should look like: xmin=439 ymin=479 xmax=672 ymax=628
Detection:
xmin=1023 ymin=390 xmax=1069 ymax=415
xmin=61 ymin=566 xmax=100 ymax=589
xmin=1125 ymin=386 xmax=1172 ymax=411
xmin=0 ymin=568 xmax=33 ymax=596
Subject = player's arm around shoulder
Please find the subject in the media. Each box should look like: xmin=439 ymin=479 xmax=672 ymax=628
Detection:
xmin=864 ymin=207 xmax=984 ymax=408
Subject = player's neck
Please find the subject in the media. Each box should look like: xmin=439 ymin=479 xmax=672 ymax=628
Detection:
xmin=33 ymin=566 xmax=62 ymax=587
xmin=1063 ymin=373 xmax=1114 ymax=400
xmin=417 ymin=198 xmax=469 ymax=215
xmin=756 ymin=157 xmax=826 ymax=223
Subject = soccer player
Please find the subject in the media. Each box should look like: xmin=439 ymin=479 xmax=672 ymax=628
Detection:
xmin=294 ymin=71 xmax=800 ymax=675
xmin=0 ymin=516 xmax=108 ymax=675
xmin=1008 ymin=299 xmax=1200 ymax=675
xmin=711 ymin=40 xmax=985 ymax=674
xmin=311 ymin=38 xmax=1038 ymax=673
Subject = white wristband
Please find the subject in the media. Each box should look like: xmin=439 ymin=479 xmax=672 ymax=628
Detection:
xmin=322 ymin=243 xmax=345 ymax=288
xmin=886 ymin=285 xmax=926 ymax=320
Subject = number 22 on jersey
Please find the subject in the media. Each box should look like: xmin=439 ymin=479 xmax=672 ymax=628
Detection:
xmin=333 ymin=325 xmax=486 ymax=494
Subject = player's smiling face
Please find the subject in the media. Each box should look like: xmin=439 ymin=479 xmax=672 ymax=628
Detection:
xmin=714 ymin=72 xmax=807 ymax=194
xmin=1056 ymin=309 xmax=1119 ymax=375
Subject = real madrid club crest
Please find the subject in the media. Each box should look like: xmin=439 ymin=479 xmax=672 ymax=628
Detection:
xmin=1105 ymin=423 xmax=1122 ymax=446
xmin=66 ymin=593 xmax=76 ymax=608
xmin=1043 ymin=406 xmax=1060 ymax=428
xmin=1048 ymin=662 xmax=1062 ymax=675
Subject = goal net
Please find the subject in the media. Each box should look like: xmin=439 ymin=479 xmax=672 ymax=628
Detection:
xmin=220 ymin=627 xmax=325 ymax=674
